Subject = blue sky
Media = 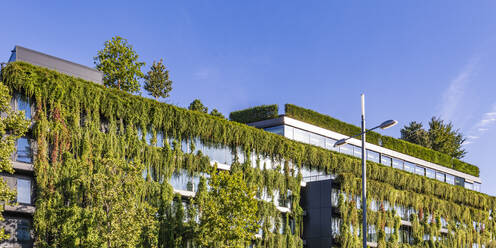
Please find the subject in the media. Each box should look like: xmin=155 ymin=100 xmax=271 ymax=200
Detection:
xmin=3 ymin=1 xmax=496 ymax=195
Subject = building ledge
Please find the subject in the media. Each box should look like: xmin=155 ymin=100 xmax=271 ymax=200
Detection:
xmin=12 ymin=161 xmax=34 ymax=173
xmin=4 ymin=204 xmax=35 ymax=215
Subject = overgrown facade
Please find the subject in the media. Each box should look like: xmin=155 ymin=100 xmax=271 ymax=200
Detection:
xmin=0 ymin=46 xmax=495 ymax=248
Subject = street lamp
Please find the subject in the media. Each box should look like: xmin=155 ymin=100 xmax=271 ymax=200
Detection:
xmin=334 ymin=94 xmax=397 ymax=248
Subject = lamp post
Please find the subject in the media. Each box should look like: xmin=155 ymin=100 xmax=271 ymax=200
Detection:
xmin=334 ymin=94 xmax=397 ymax=248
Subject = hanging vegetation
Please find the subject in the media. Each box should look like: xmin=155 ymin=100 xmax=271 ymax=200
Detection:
xmin=0 ymin=61 xmax=494 ymax=248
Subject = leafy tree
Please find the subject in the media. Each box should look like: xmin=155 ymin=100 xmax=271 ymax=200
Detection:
xmin=209 ymin=109 xmax=225 ymax=119
xmin=194 ymin=170 xmax=259 ymax=248
xmin=144 ymin=59 xmax=172 ymax=100
xmin=94 ymin=36 xmax=145 ymax=93
xmin=428 ymin=117 xmax=466 ymax=159
xmin=0 ymin=82 xmax=29 ymax=241
xmin=188 ymin=99 xmax=208 ymax=113
xmin=400 ymin=117 xmax=466 ymax=159
xmin=400 ymin=121 xmax=431 ymax=148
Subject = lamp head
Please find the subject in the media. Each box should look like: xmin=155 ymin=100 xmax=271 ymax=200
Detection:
xmin=334 ymin=139 xmax=347 ymax=147
xmin=379 ymin=120 xmax=398 ymax=130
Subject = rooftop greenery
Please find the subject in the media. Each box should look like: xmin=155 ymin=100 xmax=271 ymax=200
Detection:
xmin=1 ymin=62 xmax=494 ymax=247
xmin=284 ymin=103 xmax=479 ymax=177
xmin=229 ymin=104 xmax=279 ymax=124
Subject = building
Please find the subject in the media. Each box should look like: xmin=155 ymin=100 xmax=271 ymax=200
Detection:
xmin=0 ymin=46 xmax=494 ymax=248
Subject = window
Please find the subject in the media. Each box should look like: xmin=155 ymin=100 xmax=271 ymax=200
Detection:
xmin=455 ymin=177 xmax=465 ymax=187
xmin=325 ymin=138 xmax=339 ymax=152
xmin=414 ymin=165 xmax=425 ymax=176
xmin=381 ymin=155 xmax=392 ymax=166
xmin=392 ymin=158 xmax=404 ymax=170
xmin=403 ymin=162 xmax=415 ymax=173
xmin=352 ymin=145 xmax=362 ymax=158
xmin=15 ymin=137 xmax=32 ymax=164
xmin=309 ymin=133 xmax=325 ymax=148
xmin=446 ymin=174 xmax=455 ymax=185
xmin=264 ymin=125 xmax=284 ymax=136
xmin=435 ymin=172 xmax=445 ymax=182
xmin=13 ymin=93 xmax=32 ymax=120
xmin=465 ymin=182 xmax=474 ymax=190
xmin=17 ymin=179 xmax=31 ymax=204
xmin=367 ymin=150 xmax=380 ymax=163
xmin=474 ymin=183 xmax=481 ymax=192
xmin=425 ymin=168 xmax=435 ymax=179
xmin=339 ymin=143 xmax=354 ymax=156
xmin=16 ymin=219 xmax=31 ymax=242
xmin=284 ymin=126 xmax=294 ymax=139
xmin=293 ymin=128 xmax=309 ymax=143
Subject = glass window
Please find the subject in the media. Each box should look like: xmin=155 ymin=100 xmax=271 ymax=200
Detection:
xmin=415 ymin=165 xmax=425 ymax=176
xmin=293 ymin=128 xmax=310 ymax=143
xmin=325 ymin=138 xmax=339 ymax=152
xmin=264 ymin=125 xmax=284 ymax=136
xmin=339 ymin=143 xmax=354 ymax=156
xmin=403 ymin=162 xmax=415 ymax=173
xmin=465 ymin=182 xmax=474 ymax=190
xmin=352 ymin=145 xmax=362 ymax=158
xmin=435 ymin=172 xmax=445 ymax=182
xmin=146 ymin=131 xmax=153 ymax=146
xmin=381 ymin=155 xmax=392 ymax=166
xmin=16 ymin=137 xmax=32 ymax=164
xmin=474 ymin=183 xmax=481 ymax=192
xmin=16 ymin=93 xmax=32 ymax=120
xmin=156 ymin=132 xmax=164 ymax=147
xmin=284 ymin=126 xmax=294 ymax=139
xmin=16 ymin=219 xmax=31 ymax=242
xmin=446 ymin=174 xmax=455 ymax=185
xmin=455 ymin=177 xmax=465 ymax=187
xmin=309 ymin=133 xmax=325 ymax=148
xmin=425 ymin=168 xmax=435 ymax=179
xmin=17 ymin=179 xmax=31 ymax=204
xmin=367 ymin=150 xmax=380 ymax=163
xmin=392 ymin=158 xmax=404 ymax=170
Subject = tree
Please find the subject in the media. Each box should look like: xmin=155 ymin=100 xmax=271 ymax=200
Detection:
xmin=400 ymin=121 xmax=431 ymax=148
xmin=144 ymin=59 xmax=172 ymax=100
xmin=194 ymin=170 xmax=259 ymax=248
xmin=94 ymin=36 xmax=145 ymax=93
xmin=209 ymin=109 xmax=224 ymax=119
xmin=188 ymin=99 xmax=208 ymax=113
xmin=428 ymin=117 xmax=466 ymax=159
xmin=400 ymin=117 xmax=466 ymax=159
xmin=0 ymin=82 xmax=29 ymax=240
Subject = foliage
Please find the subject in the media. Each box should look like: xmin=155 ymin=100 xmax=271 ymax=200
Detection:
xmin=285 ymin=104 xmax=479 ymax=177
xmin=401 ymin=121 xmax=431 ymax=148
xmin=188 ymin=99 xmax=208 ymax=113
xmin=1 ymin=62 xmax=494 ymax=248
xmin=195 ymin=169 xmax=259 ymax=248
xmin=428 ymin=117 xmax=466 ymax=159
xmin=0 ymin=82 xmax=29 ymax=241
xmin=144 ymin=59 xmax=172 ymax=100
xmin=94 ymin=36 xmax=145 ymax=93
xmin=229 ymin=104 xmax=279 ymax=124
xmin=401 ymin=117 xmax=466 ymax=159
xmin=209 ymin=109 xmax=225 ymax=119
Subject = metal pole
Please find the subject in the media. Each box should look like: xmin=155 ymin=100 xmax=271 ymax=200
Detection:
xmin=361 ymin=94 xmax=367 ymax=248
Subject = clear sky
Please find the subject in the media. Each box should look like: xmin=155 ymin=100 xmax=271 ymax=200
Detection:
xmin=3 ymin=1 xmax=496 ymax=195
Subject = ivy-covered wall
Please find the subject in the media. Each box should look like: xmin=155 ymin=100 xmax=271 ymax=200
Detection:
xmin=1 ymin=62 xmax=494 ymax=248
xmin=284 ymin=104 xmax=480 ymax=177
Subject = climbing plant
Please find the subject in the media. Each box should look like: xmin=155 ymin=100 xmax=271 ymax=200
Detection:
xmin=0 ymin=62 xmax=494 ymax=247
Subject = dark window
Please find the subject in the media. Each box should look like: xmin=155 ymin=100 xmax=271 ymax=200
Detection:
xmin=264 ymin=125 xmax=284 ymax=136
xmin=16 ymin=219 xmax=31 ymax=242
xmin=455 ymin=177 xmax=465 ymax=187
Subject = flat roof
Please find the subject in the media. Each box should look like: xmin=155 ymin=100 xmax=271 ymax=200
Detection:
xmin=10 ymin=45 xmax=103 ymax=84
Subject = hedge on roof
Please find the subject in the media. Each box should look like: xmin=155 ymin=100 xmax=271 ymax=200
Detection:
xmin=1 ymin=62 xmax=494 ymax=247
xmin=285 ymin=103 xmax=480 ymax=177
xmin=229 ymin=104 xmax=279 ymax=124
